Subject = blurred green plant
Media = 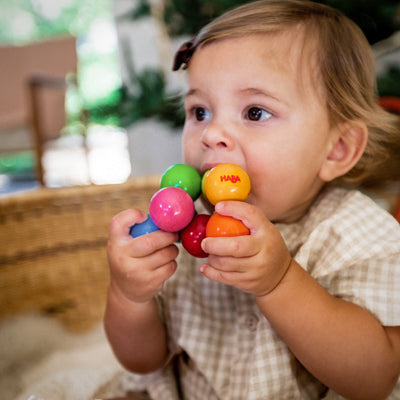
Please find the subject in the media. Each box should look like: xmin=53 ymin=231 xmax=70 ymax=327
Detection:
xmin=377 ymin=66 xmax=400 ymax=97
xmin=116 ymin=0 xmax=254 ymax=37
xmin=314 ymin=0 xmax=399 ymax=45
xmin=118 ymin=0 xmax=399 ymax=44
xmin=87 ymin=68 xmax=185 ymax=128
xmin=0 ymin=0 xmax=111 ymax=44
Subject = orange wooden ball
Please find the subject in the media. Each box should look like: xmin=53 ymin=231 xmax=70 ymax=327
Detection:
xmin=206 ymin=212 xmax=250 ymax=237
xmin=203 ymin=163 xmax=251 ymax=205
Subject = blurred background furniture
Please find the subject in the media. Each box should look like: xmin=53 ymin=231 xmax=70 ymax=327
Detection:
xmin=28 ymin=74 xmax=71 ymax=185
xmin=0 ymin=35 xmax=78 ymax=186
xmin=0 ymin=175 xmax=159 ymax=332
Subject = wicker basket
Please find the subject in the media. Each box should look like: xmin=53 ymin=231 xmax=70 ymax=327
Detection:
xmin=0 ymin=176 xmax=160 ymax=332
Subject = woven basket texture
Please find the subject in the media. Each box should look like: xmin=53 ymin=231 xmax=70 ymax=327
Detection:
xmin=0 ymin=176 xmax=159 ymax=332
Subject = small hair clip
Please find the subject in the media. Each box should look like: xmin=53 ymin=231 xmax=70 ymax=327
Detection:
xmin=172 ymin=39 xmax=195 ymax=71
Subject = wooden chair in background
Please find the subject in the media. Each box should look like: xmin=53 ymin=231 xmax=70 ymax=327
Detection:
xmin=0 ymin=35 xmax=77 ymax=186
xmin=27 ymin=74 xmax=69 ymax=186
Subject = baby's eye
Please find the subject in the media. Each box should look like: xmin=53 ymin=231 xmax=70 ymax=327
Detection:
xmin=245 ymin=106 xmax=272 ymax=121
xmin=194 ymin=107 xmax=211 ymax=121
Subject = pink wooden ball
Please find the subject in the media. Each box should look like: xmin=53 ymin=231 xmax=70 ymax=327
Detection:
xmin=149 ymin=187 xmax=195 ymax=232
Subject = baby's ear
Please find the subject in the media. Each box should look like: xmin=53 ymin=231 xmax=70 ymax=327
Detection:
xmin=319 ymin=120 xmax=368 ymax=182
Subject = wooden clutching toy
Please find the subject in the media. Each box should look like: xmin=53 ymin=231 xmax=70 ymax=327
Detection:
xmin=129 ymin=163 xmax=251 ymax=258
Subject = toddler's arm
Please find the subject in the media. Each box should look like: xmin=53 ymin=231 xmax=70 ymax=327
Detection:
xmin=257 ymin=260 xmax=400 ymax=400
xmin=104 ymin=209 xmax=179 ymax=373
xmin=201 ymin=201 xmax=400 ymax=400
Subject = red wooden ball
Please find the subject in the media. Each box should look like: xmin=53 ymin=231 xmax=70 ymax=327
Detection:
xmin=180 ymin=214 xmax=210 ymax=258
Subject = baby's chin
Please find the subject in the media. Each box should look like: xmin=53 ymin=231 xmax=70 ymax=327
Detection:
xmin=245 ymin=194 xmax=279 ymax=222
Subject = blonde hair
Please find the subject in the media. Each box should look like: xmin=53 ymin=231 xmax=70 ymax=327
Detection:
xmin=181 ymin=0 xmax=400 ymax=188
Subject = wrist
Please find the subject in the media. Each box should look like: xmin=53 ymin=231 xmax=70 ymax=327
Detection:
xmin=255 ymin=256 xmax=295 ymax=302
xmin=108 ymin=280 xmax=155 ymax=309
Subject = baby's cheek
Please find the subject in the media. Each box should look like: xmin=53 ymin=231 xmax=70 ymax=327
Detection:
xmin=182 ymin=140 xmax=198 ymax=164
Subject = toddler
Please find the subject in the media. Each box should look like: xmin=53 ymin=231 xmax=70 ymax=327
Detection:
xmin=105 ymin=1 xmax=400 ymax=399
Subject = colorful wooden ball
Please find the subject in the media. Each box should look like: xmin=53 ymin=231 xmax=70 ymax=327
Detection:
xmin=201 ymin=169 xmax=210 ymax=201
xmin=206 ymin=212 xmax=250 ymax=237
xmin=160 ymin=164 xmax=202 ymax=200
xmin=130 ymin=214 xmax=160 ymax=238
xmin=149 ymin=187 xmax=195 ymax=232
xmin=203 ymin=163 xmax=251 ymax=205
xmin=180 ymin=214 xmax=210 ymax=258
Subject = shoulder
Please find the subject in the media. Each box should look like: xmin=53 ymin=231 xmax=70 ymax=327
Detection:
xmin=311 ymin=187 xmax=400 ymax=250
xmin=278 ymin=188 xmax=400 ymax=325
xmin=279 ymin=187 xmax=400 ymax=257
xmin=277 ymin=187 xmax=400 ymax=283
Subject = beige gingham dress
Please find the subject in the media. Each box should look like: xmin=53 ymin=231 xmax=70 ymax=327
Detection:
xmin=119 ymin=187 xmax=400 ymax=399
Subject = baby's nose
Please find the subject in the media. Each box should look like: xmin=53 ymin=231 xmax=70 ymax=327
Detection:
xmin=201 ymin=122 xmax=235 ymax=150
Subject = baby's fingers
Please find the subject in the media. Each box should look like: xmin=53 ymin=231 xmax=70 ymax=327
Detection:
xmin=200 ymin=263 xmax=242 ymax=286
xmin=215 ymin=201 xmax=269 ymax=234
xmin=141 ymin=243 xmax=180 ymax=271
xmin=142 ymin=258 xmax=178 ymax=292
xmin=129 ymin=230 xmax=179 ymax=258
xmin=108 ymin=209 xmax=147 ymax=241
xmin=201 ymin=235 xmax=255 ymax=258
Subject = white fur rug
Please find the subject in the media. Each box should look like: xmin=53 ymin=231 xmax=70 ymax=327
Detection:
xmin=0 ymin=314 xmax=126 ymax=400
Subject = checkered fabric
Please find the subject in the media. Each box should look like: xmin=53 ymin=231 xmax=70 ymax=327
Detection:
xmin=120 ymin=187 xmax=400 ymax=399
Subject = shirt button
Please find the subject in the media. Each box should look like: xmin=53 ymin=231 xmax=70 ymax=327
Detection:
xmin=244 ymin=314 xmax=259 ymax=331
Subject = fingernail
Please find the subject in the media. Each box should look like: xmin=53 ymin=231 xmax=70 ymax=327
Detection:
xmin=215 ymin=202 xmax=224 ymax=212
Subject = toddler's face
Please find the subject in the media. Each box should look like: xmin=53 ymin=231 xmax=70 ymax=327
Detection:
xmin=182 ymin=32 xmax=338 ymax=222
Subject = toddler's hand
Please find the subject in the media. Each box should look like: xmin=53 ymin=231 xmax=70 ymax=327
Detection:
xmin=107 ymin=209 xmax=179 ymax=304
xmin=200 ymin=201 xmax=292 ymax=297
